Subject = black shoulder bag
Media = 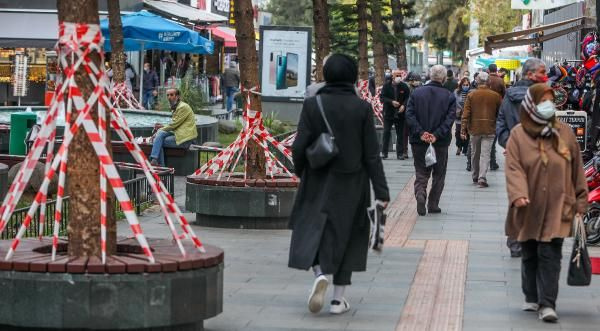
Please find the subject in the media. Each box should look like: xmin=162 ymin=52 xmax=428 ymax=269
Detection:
xmin=306 ymin=95 xmax=339 ymax=169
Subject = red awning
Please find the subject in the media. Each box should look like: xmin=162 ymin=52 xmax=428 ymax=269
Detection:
xmin=207 ymin=26 xmax=237 ymax=48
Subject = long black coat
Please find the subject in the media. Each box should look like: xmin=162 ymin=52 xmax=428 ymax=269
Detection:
xmin=288 ymin=84 xmax=390 ymax=275
xmin=381 ymin=81 xmax=411 ymax=120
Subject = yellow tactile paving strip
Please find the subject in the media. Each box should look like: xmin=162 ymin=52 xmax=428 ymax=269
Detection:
xmin=384 ymin=176 xmax=469 ymax=331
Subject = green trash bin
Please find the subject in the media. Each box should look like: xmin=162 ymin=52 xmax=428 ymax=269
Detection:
xmin=9 ymin=112 xmax=37 ymax=155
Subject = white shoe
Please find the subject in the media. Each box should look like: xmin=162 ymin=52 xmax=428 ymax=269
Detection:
xmin=538 ymin=307 xmax=558 ymax=322
xmin=521 ymin=302 xmax=539 ymax=312
xmin=329 ymin=298 xmax=350 ymax=314
xmin=308 ymin=275 xmax=328 ymax=313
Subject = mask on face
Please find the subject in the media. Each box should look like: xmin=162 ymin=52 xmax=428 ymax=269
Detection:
xmin=385 ymin=72 xmax=392 ymax=78
xmin=394 ymin=77 xmax=402 ymax=84
xmin=536 ymin=100 xmax=556 ymax=119
xmin=461 ymin=86 xmax=469 ymax=92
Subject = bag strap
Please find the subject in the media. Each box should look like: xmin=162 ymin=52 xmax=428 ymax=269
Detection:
xmin=316 ymin=95 xmax=335 ymax=138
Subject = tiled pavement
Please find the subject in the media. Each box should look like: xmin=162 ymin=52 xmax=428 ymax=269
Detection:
xmin=120 ymin=144 xmax=600 ymax=330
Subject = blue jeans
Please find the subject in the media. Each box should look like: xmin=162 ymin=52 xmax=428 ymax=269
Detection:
xmin=143 ymin=90 xmax=155 ymax=110
xmin=150 ymin=131 xmax=178 ymax=166
xmin=226 ymin=86 xmax=238 ymax=113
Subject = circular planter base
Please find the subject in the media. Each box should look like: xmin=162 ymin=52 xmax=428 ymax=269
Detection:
xmin=0 ymin=238 xmax=224 ymax=330
xmin=186 ymin=175 xmax=298 ymax=229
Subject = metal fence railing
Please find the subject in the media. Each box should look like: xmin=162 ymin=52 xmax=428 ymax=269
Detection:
xmin=0 ymin=166 xmax=174 ymax=240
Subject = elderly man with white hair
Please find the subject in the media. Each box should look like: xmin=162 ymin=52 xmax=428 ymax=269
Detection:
xmin=460 ymin=71 xmax=502 ymax=188
xmin=405 ymin=64 xmax=456 ymax=216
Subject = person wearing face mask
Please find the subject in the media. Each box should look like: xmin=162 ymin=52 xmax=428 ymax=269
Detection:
xmin=460 ymin=72 xmax=502 ymax=188
xmin=142 ymin=62 xmax=159 ymax=110
xmin=149 ymin=88 xmax=198 ymax=166
xmin=381 ymin=69 xmax=411 ymax=159
xmin=454 ymin=77 xmax=471 ymax=157
xmin=505 ymin=83 xmax=587 ymax=323
xmin=496 ymin=58 xmax=547 ymax=258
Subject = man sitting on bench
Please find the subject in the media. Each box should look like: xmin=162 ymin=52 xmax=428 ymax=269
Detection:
xmin=150 ymin=88 xmax=198 ymax=166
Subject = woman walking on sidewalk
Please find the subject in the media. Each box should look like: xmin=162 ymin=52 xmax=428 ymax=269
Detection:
xmin=505 ymin=83 xmax=588 ymax=322
xmin=454 ymin=77 xmax=471 ymax=156
xmin=288 ymin=54 xmax=390 ymax=315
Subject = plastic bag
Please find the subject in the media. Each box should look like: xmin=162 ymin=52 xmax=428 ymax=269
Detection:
xmin=425 ymin=144 xmax=437 ymax=167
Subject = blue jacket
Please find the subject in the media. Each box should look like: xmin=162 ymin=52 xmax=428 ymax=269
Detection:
xmin=405 ymin=81 xmax=456 ymax=146
xmin=496 ymin=79 xmax=534 ymax=148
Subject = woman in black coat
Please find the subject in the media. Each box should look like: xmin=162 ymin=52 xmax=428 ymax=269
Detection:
xmin=289 ymin=54 xmax=390 ymax=315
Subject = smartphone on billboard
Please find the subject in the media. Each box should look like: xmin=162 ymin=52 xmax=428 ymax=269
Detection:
xmin=269 ymin=52 xmax=277 ymax=85
xmin=276 ymin=54 xmax=287 ymax=90
xmin=286 ymin=52 xmax=298 ymax=88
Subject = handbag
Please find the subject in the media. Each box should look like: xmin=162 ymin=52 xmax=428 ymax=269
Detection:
xmin=368 ymin=200 xmax=387 ymax=252
xmin=306 ymin=95 xmax=339 ymax=169
xmin=567 ymin=215 xmax=592 ymax=286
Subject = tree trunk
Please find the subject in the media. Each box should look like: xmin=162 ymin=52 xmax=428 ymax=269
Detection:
xmin=107 ymin=0 xmax=125 ymax=84
xmin=391 ymin=0 xmax=408 ymax=71
xmin=370 ymin=0 xmax=386 ymax=86
xmin=312 ymin=0 xmax=330 ymax=82
xmin=357 ymin=0 xmax=369 ymax=81
xmin=234 ymin=0 xmax=265 ymax=179
xmin=58 ymin=0 xmax=116 ymax=257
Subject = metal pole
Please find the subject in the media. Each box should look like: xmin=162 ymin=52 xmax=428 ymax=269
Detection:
xmin=139 ymin=43 xmax=145 ymax=108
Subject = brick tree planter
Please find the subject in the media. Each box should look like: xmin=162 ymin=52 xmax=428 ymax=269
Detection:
xmin=0 ymin=238 xmax=224 ymax=331
xmin=186 ymin=175 xmax=298 ymax=229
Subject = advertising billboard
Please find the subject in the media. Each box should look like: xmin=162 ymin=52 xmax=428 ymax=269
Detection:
xmin=259 ymin=26 xmax=312 ymax=102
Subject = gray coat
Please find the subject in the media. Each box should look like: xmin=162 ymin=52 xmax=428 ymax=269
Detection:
xmin=288 ymin=84 xmax=389 ymax=275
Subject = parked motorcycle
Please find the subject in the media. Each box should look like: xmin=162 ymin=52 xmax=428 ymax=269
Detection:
xmin=584 ymin=156 xmax=600 ymax=244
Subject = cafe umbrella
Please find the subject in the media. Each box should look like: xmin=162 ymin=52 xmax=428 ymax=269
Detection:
xmin=100 ymin=10 xmax=214 ymax=105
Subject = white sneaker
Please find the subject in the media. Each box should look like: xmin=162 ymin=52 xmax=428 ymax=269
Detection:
xmin=329 ymin=298 xmax=350 ymax=315
xmin=521 ymin=302 xmax=539 ymax=312
xmin=308 ymin=275 xmax=328 ymax=313
xmin=538 ymin=307 xmax=558 ymax=322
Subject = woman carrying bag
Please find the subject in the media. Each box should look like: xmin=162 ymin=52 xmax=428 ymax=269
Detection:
xmin=288 ymin=54 xmax=390 ymax=315
xmin=505 ymin=83 xmax=588 ymax=322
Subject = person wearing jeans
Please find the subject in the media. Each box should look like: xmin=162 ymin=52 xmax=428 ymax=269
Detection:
xmin=150 ymin=88 xmax=198 ymax=166
xmin=142 ymin=62 xmax=159 ymax=110
xmin=222 ymin=62 xmax=240 ymax=114
xmin=460 ymin=72 xmax=502 ymax=188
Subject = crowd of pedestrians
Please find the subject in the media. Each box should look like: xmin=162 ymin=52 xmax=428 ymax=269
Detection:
xmin=288 ymin=53 xmax=588 ymax=324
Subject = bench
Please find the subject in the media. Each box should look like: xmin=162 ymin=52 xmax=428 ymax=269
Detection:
xmin=112 ymin=141 xmax=199 ymax=176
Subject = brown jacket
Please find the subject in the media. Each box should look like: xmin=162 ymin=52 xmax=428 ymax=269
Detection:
xmin=461 ymin=86 xmax=502 ymax=136
xmin=505 ymin=123 xmax=588 ymax=242
xmin=488 ymin=73 xmax=506 ymax=98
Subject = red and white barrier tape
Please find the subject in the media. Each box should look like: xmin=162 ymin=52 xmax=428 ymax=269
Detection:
xmin=112 ymin=82 xmax=144 ymax=110
xmin=0 ymin=22 xmax=204 ymax=263
xmin=358 ymin=80 xmax=383 ymax=125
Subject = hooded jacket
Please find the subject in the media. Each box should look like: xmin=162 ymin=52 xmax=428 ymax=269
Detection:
xmin=496 ymin=79 xmax=534 ymax=148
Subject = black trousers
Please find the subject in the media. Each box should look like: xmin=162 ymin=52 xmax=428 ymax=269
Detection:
xmin=454 ymin=123 xmax=469 ymax=153
xmin=411 ymin=143 xmax=449 ymax=208
xmin=382 ymin=116 xmax=404 ymax=156
xmin=313 ymin=255 xmax=352 ymax=286
xmin=490 ymin=135 xmax=498 ymax=165
xmin=521 ymin=239 xmax=563 ymax=309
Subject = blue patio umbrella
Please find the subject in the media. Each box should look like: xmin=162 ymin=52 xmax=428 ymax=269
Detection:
xmin=100 ymin=10 xmax=214 ymax=104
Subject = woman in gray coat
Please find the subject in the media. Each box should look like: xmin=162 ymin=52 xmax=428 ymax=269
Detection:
xmin=289 ymin=54 xmax=390 ymax=315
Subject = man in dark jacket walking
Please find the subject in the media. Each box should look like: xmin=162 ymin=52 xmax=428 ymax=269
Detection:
xmin=496 ymin=57 xmax=547 ymax=257
xmin=223 ymin=62 xmax=241 ymax=113
xmin=381 ymin=69 xmax=411 ymax=159
xmin=142 ymin=62 xmax=159 ymax=110
xmin=443 ymin=69 xmax=458 ymax=92
xmin=406 ymin=65 xmax=456 ymax=216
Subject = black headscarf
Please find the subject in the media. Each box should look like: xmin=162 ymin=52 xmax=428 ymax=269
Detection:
xmin=323 ymin=54 xmax=358 ymax=84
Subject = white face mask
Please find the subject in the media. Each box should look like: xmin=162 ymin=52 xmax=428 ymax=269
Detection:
xmin=536 ymin=100 xmax=556 ymax=119
xmin=394 ymin=77 xmax=402 ymax=84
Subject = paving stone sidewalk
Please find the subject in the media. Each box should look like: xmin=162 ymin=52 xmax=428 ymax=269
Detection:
xmin=120 ymin=143 xmax=600 ymax=331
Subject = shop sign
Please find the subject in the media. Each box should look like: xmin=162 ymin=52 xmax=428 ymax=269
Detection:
xmin=212 ymin=0 xmax=230 ymax=18
xmin=229 ymin=0 xmax=235 ymax=25
xmin=556 ymin=110 xmax=587 ymax=151
xmin=511 ymin=0 xmax=583 ymax=10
